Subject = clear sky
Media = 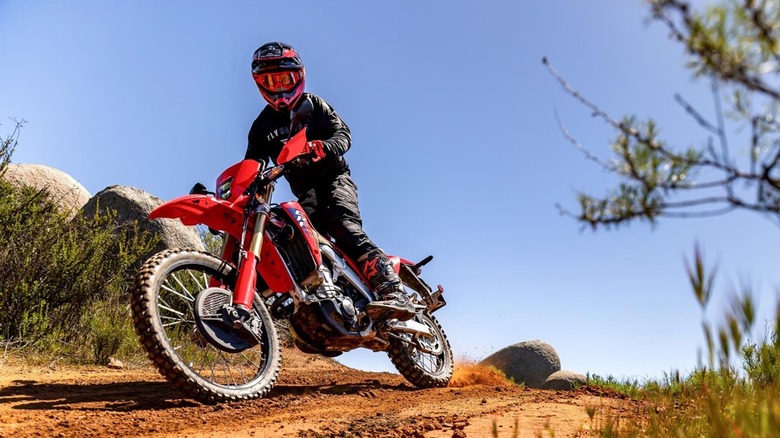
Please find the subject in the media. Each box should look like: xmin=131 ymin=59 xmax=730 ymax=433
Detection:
xmin=2 ymin=0 xmax=777 ymax=380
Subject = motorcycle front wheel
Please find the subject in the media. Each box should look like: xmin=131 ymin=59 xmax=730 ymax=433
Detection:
xmin=131 ymin=249 xmax=281 ymax=403
xmin=387 ymin=310 xmax=453 ymax=388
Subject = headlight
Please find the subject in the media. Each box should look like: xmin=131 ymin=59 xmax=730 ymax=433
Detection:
xmin=216 ymin=176 xmax=233 ymax=200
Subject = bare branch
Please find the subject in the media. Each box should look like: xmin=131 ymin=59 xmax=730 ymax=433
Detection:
xmin=0 ymin=118 xmax=26 ymax=175
xmin=554 ymin=111 xmax=617 ymax=172
xmin=545 ymin=57 xmax=741 ymax=176
xmin=675 ymin=93 xmax=720 ymax=136
xmin=751 ymin=116 xmax=760 ymax=176
xmin=661 ymin=176 xmax=738 ymax=190
xmin=662 ymin=205 xmax=737 ymax=218
xmin=712 ymin=80 xmax=731 ymax=166
xmin=543 ymin=57 xmax=624 ymax=129
xmin=763 ymin=138 xmax=780 ymax=174
xmin=662 ymin=196 xmax=733 ymax=209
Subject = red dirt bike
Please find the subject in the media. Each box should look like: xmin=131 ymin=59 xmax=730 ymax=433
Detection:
xmin=130 ymin=99 xmax=453 ymax=403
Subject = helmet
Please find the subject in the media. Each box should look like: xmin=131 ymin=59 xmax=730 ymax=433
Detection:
xmin=251 ymin=42 xmax=305 ymax=111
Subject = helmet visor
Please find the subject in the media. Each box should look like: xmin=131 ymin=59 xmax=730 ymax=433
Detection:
xmin=253 ymin=70 xmax=302 ymax=93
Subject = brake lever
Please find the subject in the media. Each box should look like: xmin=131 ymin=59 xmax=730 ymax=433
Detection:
xmin=291 ymin=156 xmax=311 ymax=168
xmin=290 ymin=152 xmax=323 ymax=167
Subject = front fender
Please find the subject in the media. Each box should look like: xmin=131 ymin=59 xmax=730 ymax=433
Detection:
xmin=150 ymin=194 xmax=246 ymax=239
xmin=153 ymin=195 xmax=296 ymax=294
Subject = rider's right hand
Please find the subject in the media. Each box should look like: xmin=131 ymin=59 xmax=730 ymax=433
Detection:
xmin=289 ymin=141 xmax=325 ymax=168
xmin=306 ymin=140 xmax=326 ymax=162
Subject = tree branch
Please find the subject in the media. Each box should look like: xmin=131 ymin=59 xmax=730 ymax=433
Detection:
xmin=675 ymin=92 xmax=720 ymax=136
xmin=547 ymin=1 xmax=780 ymax=229
xmin=654 ymin=0 xmax=780 ymax=100
xmin=661 ymin=205 xmax=737 ymax=217
xmin=554 ymin=111 xmax=618 ymax=172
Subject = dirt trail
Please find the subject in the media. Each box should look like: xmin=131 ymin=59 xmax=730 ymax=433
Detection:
xmin=0 ymin=350 xmax=640 ymax=437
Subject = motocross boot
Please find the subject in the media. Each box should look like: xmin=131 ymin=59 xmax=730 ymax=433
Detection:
xmin=359 ymin=250 xmax=416 ymax=321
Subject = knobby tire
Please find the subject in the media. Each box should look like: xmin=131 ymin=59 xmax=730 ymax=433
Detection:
xmin=387 ymin=310 xmax=453 ymax=388
xmin=131 ymin=249 xmax=281 ymax=403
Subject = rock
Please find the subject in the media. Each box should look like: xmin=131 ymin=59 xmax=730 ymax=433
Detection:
xmin=80 ymin=185 xmax=205 ymax=261
xmin=106 ymin=357 xmax=124 ymax=369
xmin=542 ymin=370 xmax=587 ymax=391
xmin=2 ymin=164 xmax=91 ymax=218
xmin=479 ymin=340 xmax=560 ymax=389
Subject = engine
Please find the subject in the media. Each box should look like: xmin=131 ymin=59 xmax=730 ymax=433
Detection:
xmin=288 ymin=260 xmax=376 ymax=354
xmin=267 ymin=206 xmax=377 ymax=354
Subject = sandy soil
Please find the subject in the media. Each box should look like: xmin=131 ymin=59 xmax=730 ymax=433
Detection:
xmin=0 ymin=349 xmax=641 ymax=437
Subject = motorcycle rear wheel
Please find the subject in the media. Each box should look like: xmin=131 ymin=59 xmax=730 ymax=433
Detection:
xmin=387 ymin=310 xmax=453 ymax=388
xmin=131 ymin=249 xmax=281 ymax=403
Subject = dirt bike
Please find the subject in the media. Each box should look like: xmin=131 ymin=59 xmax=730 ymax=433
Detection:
xmin=130 ymin=99 xmax=453 ymax=403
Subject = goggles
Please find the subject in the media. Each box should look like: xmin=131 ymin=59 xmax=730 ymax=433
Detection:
xmin=253 ymin=70 xmax=303 ymax=93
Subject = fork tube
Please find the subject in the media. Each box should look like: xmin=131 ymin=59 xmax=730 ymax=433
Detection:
xmin=233 ymin=251 xmax=258 ymax=309
xmin=249 ymin=185 xmax=274 ymax=255
xmin=233 ymin=185 xmax=275 ymax=309
xmin=210 ymin=235 xmax=237 ymax=288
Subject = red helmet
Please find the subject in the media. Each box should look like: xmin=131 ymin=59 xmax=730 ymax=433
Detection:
xmin=252 ymin=42 xmax=305 ymax=111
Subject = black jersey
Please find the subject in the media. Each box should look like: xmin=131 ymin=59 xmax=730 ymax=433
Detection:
xmin=245 ymin=93 xmax=351 ymax=196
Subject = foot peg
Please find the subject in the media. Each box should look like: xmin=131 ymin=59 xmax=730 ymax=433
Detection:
xmin=386 ymin=319 xmax=434 ymax=340
xmin=366 ymin=292 xmax=415 ymax=321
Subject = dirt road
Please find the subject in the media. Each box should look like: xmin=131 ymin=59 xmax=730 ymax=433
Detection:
xmin=0 ymin=350 xmax=640 ymax=437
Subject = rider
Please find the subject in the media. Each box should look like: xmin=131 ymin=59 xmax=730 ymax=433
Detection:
xmin=245 ymin=41 xmax=415 ymax=321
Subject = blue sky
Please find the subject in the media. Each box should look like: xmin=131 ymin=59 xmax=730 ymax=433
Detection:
xmin=2 ymin=0 xmax=777 ymax=380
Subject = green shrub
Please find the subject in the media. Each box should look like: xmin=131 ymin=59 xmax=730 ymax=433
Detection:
xmin=741 ymin=315 xmax=780 ymax=388
xmin=0 ymin=182 xmax=158 ymax=344
xmin=0 ymin=125 xmax=159 ymax=363
xmin=85 ymin=298 xmax=139 ymax=365
xmin=586 ymin=373 xmax=643 ymax=399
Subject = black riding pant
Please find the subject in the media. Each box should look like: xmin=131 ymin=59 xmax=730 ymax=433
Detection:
xmin=296 ymin=172 xmax=378 ymax=262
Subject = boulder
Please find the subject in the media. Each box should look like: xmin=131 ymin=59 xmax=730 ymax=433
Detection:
xmin=106 ymin=357 xmax=124 ymax=370
xmin=479 ymin=340 xmax=560 ymax=389
xmin=542 ymin=370 xmax=587 ymax=391
xmin=81 ymin=185 xmax=204 ymax=260
xmin=2 ymin=164 xmax=91 ymax=218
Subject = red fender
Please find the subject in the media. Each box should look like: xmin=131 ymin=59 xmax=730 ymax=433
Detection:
xmin=150 ymin=195 xmax=294 ymax=293
xmin=150 ymin=194 xmax=248 ymax=240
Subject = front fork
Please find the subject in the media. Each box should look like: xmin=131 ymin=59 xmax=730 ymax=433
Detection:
xmin=232 ymin=184 xmax=275 ymax=311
